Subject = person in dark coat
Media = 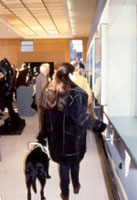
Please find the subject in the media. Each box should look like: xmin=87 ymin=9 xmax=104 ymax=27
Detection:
xmin=37 ymin=63 xmax=107 ymax=200
xmin=15 ymin=63 xmax=29 ymax=88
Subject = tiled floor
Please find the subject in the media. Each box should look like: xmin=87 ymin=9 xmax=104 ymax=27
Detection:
xmin=0 ymin=111 xmax=111 ymax=200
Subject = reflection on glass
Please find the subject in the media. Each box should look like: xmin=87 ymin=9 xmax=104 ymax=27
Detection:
xmin=69 ymin=40 xmax=83 ymax=62
xmin=94 ymin=36 xmax=101 ymax=104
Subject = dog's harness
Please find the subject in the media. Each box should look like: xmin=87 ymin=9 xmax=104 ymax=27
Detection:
xmin=28 ymin=142 xmax=50 ymax=159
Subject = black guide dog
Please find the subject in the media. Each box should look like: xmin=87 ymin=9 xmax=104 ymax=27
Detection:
xmin=25 ymin=142 xmax=51 ymax=200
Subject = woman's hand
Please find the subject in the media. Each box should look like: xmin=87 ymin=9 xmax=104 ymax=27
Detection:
xmin=101 ymin=127 xmax=108 ymax=139
xmin=0 ymin=72 xmax=4 ymax=79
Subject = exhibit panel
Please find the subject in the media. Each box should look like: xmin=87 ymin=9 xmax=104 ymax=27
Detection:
xmin=103 ymin=115 xmax=137 ymax=200
xmin=85 ymin=1 xmax=137 ymax=199
xmin=17 ymin=86 xmax=36 ymax=117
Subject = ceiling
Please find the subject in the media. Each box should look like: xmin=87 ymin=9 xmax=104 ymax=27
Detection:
xmin=0 ymin=0 xmax=98 ymax=39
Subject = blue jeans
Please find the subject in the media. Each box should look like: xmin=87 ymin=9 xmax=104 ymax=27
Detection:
xmin=59 ymin=163 xmax=80 ymax=197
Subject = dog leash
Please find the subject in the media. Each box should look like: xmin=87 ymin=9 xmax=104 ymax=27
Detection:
xmin=28 ymin=142 xmax=50 ymax=159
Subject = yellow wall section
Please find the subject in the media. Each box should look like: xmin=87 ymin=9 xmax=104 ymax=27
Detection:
xmin=0 ymin=39 xmax=20 ymax=67
xmin=0 ymin=38 xmax=88 ymax=69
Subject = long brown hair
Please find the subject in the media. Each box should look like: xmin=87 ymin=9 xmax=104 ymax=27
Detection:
xmin=44 ymin=63 xmax=75 ymax=111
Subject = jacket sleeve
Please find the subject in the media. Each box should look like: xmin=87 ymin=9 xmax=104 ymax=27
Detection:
xmin=37 ymin=130 xmax=47 ymax=145
xmin=66 ymin=94 xmax=106 ymax=133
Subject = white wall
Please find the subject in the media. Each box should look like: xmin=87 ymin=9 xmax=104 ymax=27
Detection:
xmin=107 ymin=2 xmax=136 ymax=116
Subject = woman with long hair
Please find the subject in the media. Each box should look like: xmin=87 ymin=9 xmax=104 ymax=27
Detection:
xmin=37 ymin=63 xmax=107 ymax=200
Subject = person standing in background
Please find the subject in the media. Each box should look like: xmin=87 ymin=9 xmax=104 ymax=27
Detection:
xmin=35 ymin=63 xmax=50 ymax=132
xmin=0 ymin=72 xmax=4 ymax=119
xmin=70 ymin=60 xmax=92 ymax=106
xmin=15 ymin=63 xmax=29 ymax=88
xmin=78 ymin=62 xmax=85 ymax=76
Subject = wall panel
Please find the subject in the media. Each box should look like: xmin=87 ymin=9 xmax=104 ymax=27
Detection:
xmin=17 ymin=51 xmax=65 ymax=69
xmin=0 ymin=38 xmax=88 ymax=69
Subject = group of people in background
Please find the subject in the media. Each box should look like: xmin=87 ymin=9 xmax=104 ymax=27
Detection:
xmin=34 ymin=60 xmax=107 ymax=200
xmin=0 ymin=57 xmax=106 ymax=200
xmin=35 ymin=61 xmax=93 ymax=133
xmin=0 ymin=58 xmax=106 ymax=200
